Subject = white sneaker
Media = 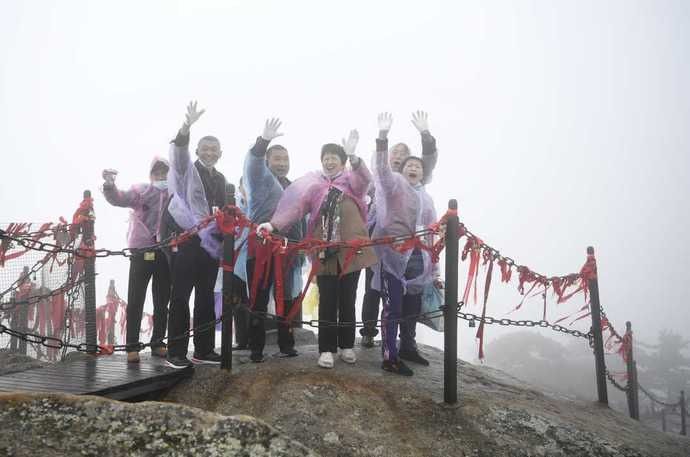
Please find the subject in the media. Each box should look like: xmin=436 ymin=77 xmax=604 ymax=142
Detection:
xmin=318 ymin=352 xmax=334 ymax=369
xmin=340 ymin=348 xmax=357 ymax=364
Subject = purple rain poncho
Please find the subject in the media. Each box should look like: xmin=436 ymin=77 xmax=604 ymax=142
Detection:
xmin=167 ymin=136 xmax=222 ymax=259
xmin=371 ymin=138 xmax=438 ymax=295
xmin=102 ymin=156 xmax=169 ymax=249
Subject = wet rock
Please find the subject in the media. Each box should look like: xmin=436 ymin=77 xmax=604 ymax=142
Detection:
xmin=0 ymin=393 xmax=317 ymax=457
xmin=163 ymin=343 xmax=690 ymax=457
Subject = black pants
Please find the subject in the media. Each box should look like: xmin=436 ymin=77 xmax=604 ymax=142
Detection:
xmin=317 ymin=270 xmax=361 ymax=353
xmin=126 ymin=250 xmax=170 ymax=349
xmin=246 ymin=259 xmax=296 ymax=355
xmin=167 ymin=237 xmax=218 ymax=358
xmin=360 ymin=267 xmax=381 ymax=337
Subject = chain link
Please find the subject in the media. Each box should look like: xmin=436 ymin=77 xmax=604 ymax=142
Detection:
xmin=605 ymin=370 xmax=629 ymax=392
xmin=454 ymin=302 xmax=593 ymax=341
xmin=638 ymin=383 xmax=680 ymax=408
xmin=0 ymin=276 xmax=92 ymax=312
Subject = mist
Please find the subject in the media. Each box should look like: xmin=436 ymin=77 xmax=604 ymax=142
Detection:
xmin=1 ymin=0 xmax=689 ymax=362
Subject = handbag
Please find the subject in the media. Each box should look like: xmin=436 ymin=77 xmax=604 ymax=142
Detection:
xmin=420 ymin=283 xmax=444 ymax=332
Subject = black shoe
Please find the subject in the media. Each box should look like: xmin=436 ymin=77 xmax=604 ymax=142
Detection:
xmin=278 ymin=347 xmax=298 ymax=358
xmin=250 ymin=352 xmax=266 ymax=363
xmin=191 ymin=351 xmax=222 ymax=365
xmin=398 ymin=350 xmax=429 ymax=366
xmin=360 ymin=335 xmax=375 ymax=348
xmin=381 ymin=359 xmax=414 ymax=376
xmin=165 ymin=355 xmax=193 ymax=369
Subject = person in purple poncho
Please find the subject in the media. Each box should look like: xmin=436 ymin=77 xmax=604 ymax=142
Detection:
xmin=359 ymin=111 xmax=439 ymax=348
xmin=370 ymin=113 xmax=443 ymax=376
xmin=257 ymin=130 xmax=378 ymax=369
xmin=102 ymin=158 xmax=171 ymax=363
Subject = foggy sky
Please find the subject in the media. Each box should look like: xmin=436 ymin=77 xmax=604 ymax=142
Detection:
xmin=1 ymin=0 xmax=688 ymax=361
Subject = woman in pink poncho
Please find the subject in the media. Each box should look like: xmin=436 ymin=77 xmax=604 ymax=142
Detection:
xmin=257 ymin=131 xmax=377 ymax=369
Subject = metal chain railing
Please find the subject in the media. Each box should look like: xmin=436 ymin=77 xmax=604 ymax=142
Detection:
xmin=454 ymin=303 xmax=593 ymax=341
xmin=0 ymin=301 xmax=446 ymax=355
xmin=639 ymin=383 xmax=682 ymax=408
xmin=605 ymin=370 xmax=629 ymax=392
xmin=0 ymin=276 xmax=92 ymax=311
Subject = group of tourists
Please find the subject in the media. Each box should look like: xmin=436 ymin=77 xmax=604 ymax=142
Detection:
xmin=102 ymin=102 xmax=444 ymax=376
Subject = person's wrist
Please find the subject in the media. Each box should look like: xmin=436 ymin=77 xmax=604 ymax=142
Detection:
xmin=378 ymin=129 xmax=389 ymax=140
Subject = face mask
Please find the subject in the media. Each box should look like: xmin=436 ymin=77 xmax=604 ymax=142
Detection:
xmin=152 ymin=180 xmax=168 ymax=190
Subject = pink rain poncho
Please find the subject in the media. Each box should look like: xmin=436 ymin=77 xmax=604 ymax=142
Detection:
xmin=371 ymin=139 xmax=438 ymax=295
xmin=102 ymin=157 xmax=170 ymax=249
xmin=270 ymin=165 xmax=371 ymax=238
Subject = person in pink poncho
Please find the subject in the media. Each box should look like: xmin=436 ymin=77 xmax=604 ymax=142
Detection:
xmin=257 ymin=130 xmax=378 ymax=369
xmin=102 ymin=157 xmax=171 ymax=363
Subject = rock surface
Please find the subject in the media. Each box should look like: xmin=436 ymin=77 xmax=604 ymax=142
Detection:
xmin=0 ymin=392 xmax=317 ymax=457
xmin=0 ymin=349 xmax=45 ymax=375
xmin=162 ymin=342 xmax=690 ymax=457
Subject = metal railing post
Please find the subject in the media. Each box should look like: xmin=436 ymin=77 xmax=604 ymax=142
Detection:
xmin=586 ymin=246 xmax=608 ymax=405
xmin=444 ymin=199 xmax=459 ymax=405
xmin=221 ymin=184 xmax=236 ymax=370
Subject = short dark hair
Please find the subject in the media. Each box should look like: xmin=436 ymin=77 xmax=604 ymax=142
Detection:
xmin=197 ymin=136 xmax=220 ymax=147
xmin=266 ymin=144 xmax=287 ymax=159
xmin=320 ymin=143 xmax=347 ymax=165
xmin=400 ymin=156 xmax=424 ymax=171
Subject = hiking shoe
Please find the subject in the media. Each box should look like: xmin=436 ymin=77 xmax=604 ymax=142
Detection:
xmin=127 ymin=351 xmax=140 ymax=363
xmin=317 ymin=352 xmax=334 ymax=368
xmin=399 ymin=350 xmax=429 ymax=366
xmin=165 ymin=355 xmax=193 ymax=369
xmin=278 ymin=347 xmax=299 ymax=358
xmin=192 ymin=351 xmax=222 ymax=365
xmin=250 ymin=352 xmax=266 ymax=363
xmin=381 ymin=359 xmax=414 ymax=376
xmin=360 ymin=335 xmax=375 ymax=348
xmin=150 ymin=346 xmax=167 ymax=358
xmin=340 ymin=348 xmax=357 ymax=364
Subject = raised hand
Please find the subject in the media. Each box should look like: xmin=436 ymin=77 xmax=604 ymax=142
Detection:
xmin=261 ymin=118 xmax=284 ymax=141
xmin=411 ymin=110 xmax=430 ymax=133
xmin=377 ymin=112 xmax=393 ymax=139
xmin=341 ymin=129 xmax=359 ymax=157
xmin=181 ymin=100 xmax=205 ymax=134
xmin=102 ymin=169 xmax=118 ymax=186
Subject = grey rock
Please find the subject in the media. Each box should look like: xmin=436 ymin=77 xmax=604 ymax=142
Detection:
xmin=0 ymin=393 xmax=318 ymax=457
xmin=164 ymin=343 xmax=690 ymax=457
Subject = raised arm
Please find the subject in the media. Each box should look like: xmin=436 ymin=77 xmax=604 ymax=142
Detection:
xmin=243 ymin=118 xmax=284 ymax=207
xmin=168 ymin=101 xmax=205 ymax=197
xmin=373 ymin=112 xmax=398 ymax=198
xmin=101 ymin=170 xmax=142 ymax=208
xmin=411 ymin=111 xmax=438 ymax=183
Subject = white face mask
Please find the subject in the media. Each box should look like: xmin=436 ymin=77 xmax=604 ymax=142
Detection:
xmin=152 ymin=180 xmax=168 ymax=190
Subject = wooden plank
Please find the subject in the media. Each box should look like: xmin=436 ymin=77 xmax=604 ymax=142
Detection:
xmin=0 ymin=356 xmax=193 ymax=400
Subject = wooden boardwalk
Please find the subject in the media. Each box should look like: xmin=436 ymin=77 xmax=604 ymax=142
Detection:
xmin=0 ymin=353 xmax=192 ymax=400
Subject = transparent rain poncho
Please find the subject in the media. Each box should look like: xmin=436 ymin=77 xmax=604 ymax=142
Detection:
xmin=370 ymin=143 xmax=438 ymax=295
xmin=167 ymin=139 xmax=222 ymax=259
